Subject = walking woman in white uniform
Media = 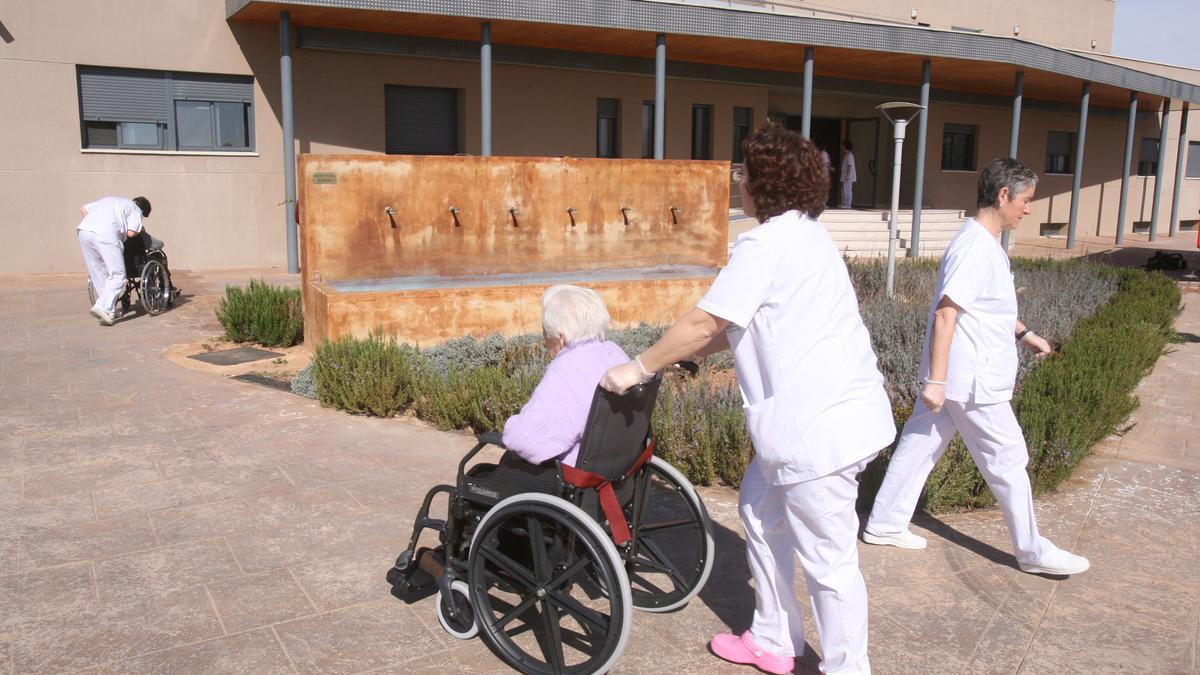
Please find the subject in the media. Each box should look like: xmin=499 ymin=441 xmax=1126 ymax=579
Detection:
xmin=862 ymin=158 xmax=1090 ymax=576
xmin=602 ymin=123 xmax=894 ymax=675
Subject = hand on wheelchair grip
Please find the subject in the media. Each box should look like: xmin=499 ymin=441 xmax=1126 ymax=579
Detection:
xmin=601 ymin=361 xmax=644 ymax=395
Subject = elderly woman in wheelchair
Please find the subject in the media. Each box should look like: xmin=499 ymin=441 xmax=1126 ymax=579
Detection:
xmin=389 ymin=285 xmax=715 ymax=674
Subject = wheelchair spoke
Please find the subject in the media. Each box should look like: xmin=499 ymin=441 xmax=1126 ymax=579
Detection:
xmin=637 ymin=538 xmax=687 ymax=592
xmin=494 ymin=593 xmax=540 ymax=631
xmin=538 ymin=599 xmax=566 ymax=672
xmin=527 ymin=516 xmax=551 ymax=583
xmin=544 ymin=555 xmax=591 ymax=593
xmin=546 ymin=589 xmax=609 ymax=634
xmin=638 ymin=518 xmax=700 ymax=534
xmin=480 ymin=545 xmax=537 ymax=590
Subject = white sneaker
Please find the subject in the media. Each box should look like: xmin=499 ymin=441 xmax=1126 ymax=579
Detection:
xmin=96 ymin=309 xmax=116 ymax=326
xmin=89 ymin=307 xmax=102 ymax=320
xmin=862 ymin=528 xmax=928 ymax=550
xmin=1019 ymin=547 xmax=1090 ymax=576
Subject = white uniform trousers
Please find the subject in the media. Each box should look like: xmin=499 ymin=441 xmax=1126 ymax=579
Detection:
xmin=865 ymin=398 xmax=1051 ymax=565
xmin=741 ymin=454 xmax=875 ymax=675
xmin=78 ymin=230 xmax=126 ymax=315
xmin=840 ymin=182 xmax=854 ymax=208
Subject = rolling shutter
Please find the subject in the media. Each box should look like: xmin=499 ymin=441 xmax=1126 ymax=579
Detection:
xmin=384 ymin=84 xmax=458 ymax=155
xmin=78 ymin=67 xmax=169 ymax=123
xmin=172 ymin=72 xmax=253 ymax=103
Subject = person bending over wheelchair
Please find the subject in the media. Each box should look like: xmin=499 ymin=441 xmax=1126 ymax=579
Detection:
xmin=500 ymin=284 xmax=629 ymax=467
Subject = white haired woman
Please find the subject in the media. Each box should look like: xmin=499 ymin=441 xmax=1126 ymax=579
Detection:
xmin=501 ymin=284 xmax=629 ymax=466
xmin=863 ymin=157 xmax=1089 ymax=576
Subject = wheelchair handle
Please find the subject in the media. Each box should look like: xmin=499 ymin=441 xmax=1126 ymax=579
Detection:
xmin=458 ymin=432 xmax=506 ymax=480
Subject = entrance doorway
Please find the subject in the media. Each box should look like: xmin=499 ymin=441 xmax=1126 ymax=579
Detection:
xmin=784 ymin=116 xmax=842 ymax=206
xmin=845 ymin=118 xmax=880 ymax=208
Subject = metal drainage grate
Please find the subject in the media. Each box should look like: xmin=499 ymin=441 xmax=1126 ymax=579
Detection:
xmin=187 ymin=346 xmax=285 ymax=366
xmin=231 ymin=372 xmax=294 ymax=392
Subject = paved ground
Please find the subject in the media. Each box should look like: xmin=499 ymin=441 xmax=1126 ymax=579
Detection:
xmin=0 ymin=249 xmax=1197 ymax=673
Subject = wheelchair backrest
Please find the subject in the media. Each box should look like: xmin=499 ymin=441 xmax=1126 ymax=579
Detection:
xmin=574 ymin=374 xmax=663 ymax=481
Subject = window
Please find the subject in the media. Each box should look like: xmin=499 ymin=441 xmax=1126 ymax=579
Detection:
xmin=691 ymin=105 xmax=713 ymax=160
xmin=1138 ymin=137 xmax=1160 ymax=176
xmin=384 ymin=85 xmax=459 ymax=155
xmin=940 ymin=123 xmax=977 ymax=171
xmin=596 ymin=98 xmax=620 ymax=158
xmin=1045 ymin=131 xmax=1075 ymax=174
xmin=731 ymin=106 xmax=753 ymax=164
xmin=77 ymin=66 xmax=253 ymax=152
xmin=642 ymin=101 xmax=657 ymax=159
xmin=1187 ymin=141 xmax=1200 ymax=179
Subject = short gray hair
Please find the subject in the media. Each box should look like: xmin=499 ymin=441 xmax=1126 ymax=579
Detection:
xmin=977 ymin=157 xmax=1038 ymax=208
xmin=542 ymin=285 xmax=611 ymax=345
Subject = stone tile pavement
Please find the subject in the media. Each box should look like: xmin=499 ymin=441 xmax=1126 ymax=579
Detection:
xmin=0 ymin=266 xmax=1196 ymax=674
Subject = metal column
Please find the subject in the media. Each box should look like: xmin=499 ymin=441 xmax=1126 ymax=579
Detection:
xmin=909 ymin=60 xmax=931 ymax=257
xmin=1150 ymin=98 xmax=1172 ymax=242
xmin=1169 ymin=102 xmax=1190 ymax=237
xmin=1002 ymin=71 xmax=1023 ymax=251
xmin=1116 ymin=92 xmax=1138 ymax=245
xmin=1066 ymin=82 xmax=1090 ymax=250
xmin=654 ymin=34 xmax=665 ymax=160
xmin=280 ymin=11 xmax=298 ymax=274
xmin=801 ymin=47 xmax=813 ymax=139
xmin=480 ymin=22 xmax=492 ymax=157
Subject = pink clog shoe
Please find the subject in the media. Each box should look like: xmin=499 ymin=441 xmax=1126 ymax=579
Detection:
xmin=710 ymin=631 xmax=794 ymax=674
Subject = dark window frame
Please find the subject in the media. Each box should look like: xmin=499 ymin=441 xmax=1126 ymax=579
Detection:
xmin=1186 ymin=141 xmax=1200 ymax=179
xmin=596 ymin=98 xmax=620 ymax=159
xmin=1045 ymin=131 xmax=1075 ymax=175
xmin=641 ymin=101 xmax=657 ymax=159
xmin=731 ymin=106 xmax=753 ymax=164
xmin=940 ymin=122 xmax=977 ymax=171
xmin=691 ymin=104 xmax=714 ymax=160
xmin=1137 ymin=137 xmax=1160 ymax=177
xmin=77 ymin=65 xmax=254 ymax=153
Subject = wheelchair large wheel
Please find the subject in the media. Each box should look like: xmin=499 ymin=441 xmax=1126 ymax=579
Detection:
xmin=86 ymin=279 xmax=97 ymax=307
xmin=139 ymin=259 xmax=171 ymax=315
xmin=624 ymin=456 xmax=715 ymax=613
xmin=469 ymin=493 xmax=631 ymax=675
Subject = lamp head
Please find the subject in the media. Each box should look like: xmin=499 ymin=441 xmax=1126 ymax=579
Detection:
xmin=876 ymin=102 xmax=925 ymax=124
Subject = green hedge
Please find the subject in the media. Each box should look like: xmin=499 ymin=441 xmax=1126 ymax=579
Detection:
xmin=306 ymin=262 xmax=1180 ymax=513
xmin=216 ymin=279 xmax=304 ymax=348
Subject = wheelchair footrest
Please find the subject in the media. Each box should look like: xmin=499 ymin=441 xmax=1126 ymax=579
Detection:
xmin=387 ymin=546 xmax=444 ymax=604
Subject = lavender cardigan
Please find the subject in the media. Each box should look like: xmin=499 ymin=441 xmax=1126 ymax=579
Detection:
xmin=502 ymin=340 xmax=629 ymax=466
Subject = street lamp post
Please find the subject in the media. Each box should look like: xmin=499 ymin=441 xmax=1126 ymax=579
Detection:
xmin=877 ymin=102 xmax=926 ymax=298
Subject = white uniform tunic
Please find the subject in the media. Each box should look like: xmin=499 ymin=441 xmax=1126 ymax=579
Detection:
xmin=698 ymin=209 xmax=894 ymax=674
xmin=919 ymin=217 xmax=1019 ymax=403
xmin=699 ymin=210 xmax=895 ymax=484
xmin=78 ymin=197 xmax=144 ymax=244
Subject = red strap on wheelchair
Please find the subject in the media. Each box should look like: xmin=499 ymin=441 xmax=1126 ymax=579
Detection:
xmin=561 ymin=438 xmax=655 ymax=546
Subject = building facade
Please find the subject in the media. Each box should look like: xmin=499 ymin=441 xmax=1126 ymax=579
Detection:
xmin=0 ymin=0 xmax=1197 ymax=274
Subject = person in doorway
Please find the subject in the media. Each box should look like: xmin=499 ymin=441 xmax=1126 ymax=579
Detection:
xmin=601 ymin=123 xmax=894 ymax=675
xmin=839 ymin=139 xmax=857 ymax=208
xmin=862 ymin=157 xmax=1090 ymax=577
xmin=77 ymin=196 xmax=150 ymax=326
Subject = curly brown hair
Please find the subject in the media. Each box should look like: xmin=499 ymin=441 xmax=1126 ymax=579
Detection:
xmin=741 ymin=123 xmax=829 ymax=223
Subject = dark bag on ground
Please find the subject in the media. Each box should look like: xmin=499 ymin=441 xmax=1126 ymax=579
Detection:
xmin=1145 ymin=251 xmax=1188 ymax=271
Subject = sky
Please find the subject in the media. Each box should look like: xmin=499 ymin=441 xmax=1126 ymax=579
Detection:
xmin=1110 ymin=0 xmax=1200 ymax=69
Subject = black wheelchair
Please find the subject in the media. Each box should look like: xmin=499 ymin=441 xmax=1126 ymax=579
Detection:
xmin=86 ymin=231 xmax=180 ymax=316
xmin=388 ymin=375 xmax=715 ymax=674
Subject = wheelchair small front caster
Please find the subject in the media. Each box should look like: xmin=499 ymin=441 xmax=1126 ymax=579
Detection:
xmin=436 ymin=580 xmax=478 ymax=639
